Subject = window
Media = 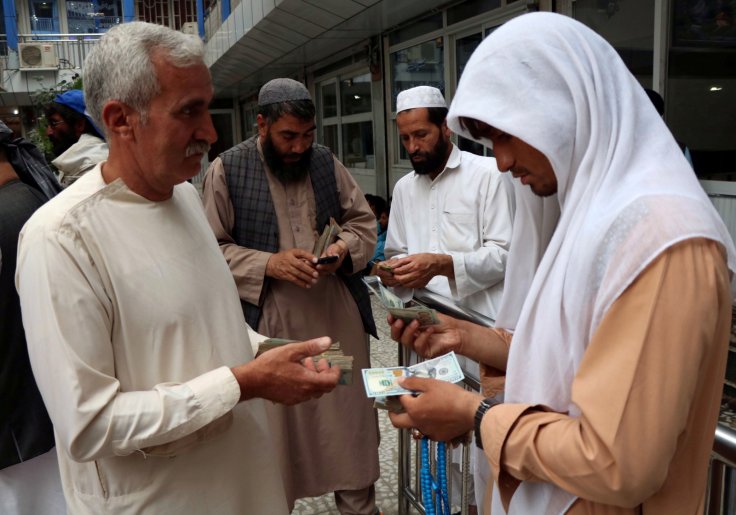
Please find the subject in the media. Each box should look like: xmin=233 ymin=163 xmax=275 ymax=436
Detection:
xmin=389 ymin=38 xmax=445 ymax=113
xmin=668 ymin=1 xmax=736 ymax=180
xmin=455 ymin=32 xmax=486 ymax=156
xmin=318 ymin=72 xmax=376 ymax=175
xmin=30 ymin=0 xmax=59 ymax=33
xmin=66 ymin=0 xmax=122 ymax=34
xmin=573 ymin=0 xmax=655 ymax=82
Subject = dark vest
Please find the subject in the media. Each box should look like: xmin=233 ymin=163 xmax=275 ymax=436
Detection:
xmin=221 ymin=136 xmax=376 ymax=337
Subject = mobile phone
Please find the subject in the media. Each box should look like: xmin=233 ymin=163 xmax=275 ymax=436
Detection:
xmin=317 ymin=255 xmax=339 ymax=265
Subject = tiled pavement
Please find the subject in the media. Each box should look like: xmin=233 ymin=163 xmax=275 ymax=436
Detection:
xmin=293 ymin=297 xmax=403 ymax=515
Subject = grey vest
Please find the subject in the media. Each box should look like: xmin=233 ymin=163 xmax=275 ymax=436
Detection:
xmin=220 ymin=136 xmax=376 ymax=337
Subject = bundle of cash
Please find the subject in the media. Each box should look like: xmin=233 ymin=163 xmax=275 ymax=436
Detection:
xmin=373 ymin=395 xmax=405 ymax=413
xmin=313 ymin=217 xmax=341 ymax=257
xmin=362 ymin=276 xmax=440 ymax=327
xmin=257 ymin=338 xmax=354 ymax=385
xmin=362 ymin=352 xmax=464 ymax=412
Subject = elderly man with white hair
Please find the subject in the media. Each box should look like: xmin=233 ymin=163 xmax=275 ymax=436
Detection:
xmin=16 ymin=21 xmax=340 ymax=514
xmin=387 ymin=12 xmax=735 ymax=515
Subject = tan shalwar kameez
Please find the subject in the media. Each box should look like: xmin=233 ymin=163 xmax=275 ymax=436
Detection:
xmin=203 ymin=152 xmax=380 ymax=511
xmin=479 ymin=238 xmax=730 ymax=514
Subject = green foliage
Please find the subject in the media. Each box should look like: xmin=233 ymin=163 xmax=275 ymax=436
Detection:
xmin=28 ymin=74 xmax=83 ymax=160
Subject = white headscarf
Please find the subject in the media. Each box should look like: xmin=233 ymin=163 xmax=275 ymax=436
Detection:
xmin=447 ymin=12 xmax=736 ymax=514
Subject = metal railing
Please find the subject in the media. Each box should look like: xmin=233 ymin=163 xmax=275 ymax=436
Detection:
xmin=708 ymin=423 xmax=736 ymax=514
xmin=396 ymin=290 xmax=493 ymax=515
xmin=397 ymin=288 xmax=736 ymax=514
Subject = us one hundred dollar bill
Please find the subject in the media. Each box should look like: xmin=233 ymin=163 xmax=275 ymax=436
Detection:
xmin=361 ymin=351 xmax=464 ymax=398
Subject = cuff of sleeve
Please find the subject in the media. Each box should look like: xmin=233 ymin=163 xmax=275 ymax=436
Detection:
xmin=188 ymin=366 xmax=241 ymax=416
xmin=447 ymin=251 xmax=467 ymax=299
xmin=483 ymin=402 xmax=533 ymax=508
xmin=239 ymin=251 xmax=272 ymax=306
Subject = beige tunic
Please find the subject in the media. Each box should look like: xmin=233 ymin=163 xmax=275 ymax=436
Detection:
xmin=16 ymin=166 xmax=288 ymax=514
xmin=203 ymin=150 xmax=380 ymax=507
xmin=480 ymin=238 xmax=730 ymax=514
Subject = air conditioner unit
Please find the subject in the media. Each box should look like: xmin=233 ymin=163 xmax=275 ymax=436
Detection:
xmin=181 ymin=22 xmax=198 ymax=36
xmin=18 ymin=42 xmax=58 ymax=70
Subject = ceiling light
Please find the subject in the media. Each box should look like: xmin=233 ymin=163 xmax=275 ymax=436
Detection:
xmin=710 ymin=86 xmax=723 ymax=92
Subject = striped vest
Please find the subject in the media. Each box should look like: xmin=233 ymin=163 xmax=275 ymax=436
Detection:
xmin=220 ymin=135 xmax=376 ymax=337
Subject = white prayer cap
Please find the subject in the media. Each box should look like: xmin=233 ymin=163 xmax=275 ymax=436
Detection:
xmin=396 ymin=86 xmax=447 ymax=113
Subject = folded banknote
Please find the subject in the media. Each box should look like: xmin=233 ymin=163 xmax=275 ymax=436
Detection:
xmin=362 ymin=276 xmax=439 ymax=327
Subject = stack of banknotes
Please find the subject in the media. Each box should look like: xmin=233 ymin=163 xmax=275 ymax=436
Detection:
xmin=361 ymin=352 xmax=464 ymax=413
xmin=362 ymin=276 xmax=440 ymax=327
xmin=313 ymin=217 xmax=341 ymax=257
xmin=257 ymin=338 xmax=354 ymax=385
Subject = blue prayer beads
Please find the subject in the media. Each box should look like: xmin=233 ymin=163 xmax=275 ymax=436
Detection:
xmin=420 ymin=437 xmax=451 ymax=515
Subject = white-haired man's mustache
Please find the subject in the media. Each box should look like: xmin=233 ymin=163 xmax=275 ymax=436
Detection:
xmin=185 ymin=141 xmax=211 ymax=157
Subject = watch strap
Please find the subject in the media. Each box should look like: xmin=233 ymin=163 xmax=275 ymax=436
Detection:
xmin=474 ymin=396 xmax=500 ymax=450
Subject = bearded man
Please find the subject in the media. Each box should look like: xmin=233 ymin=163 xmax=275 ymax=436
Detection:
xmin=44 ymin=90 xmax=107 ymax=187
xmin=380 ymin=86 xmax=514 ymax=512
xmin=381 ymin=86 xmax=513 ymax=320
xmin=202 ymin=78 xmax=380 ymax=515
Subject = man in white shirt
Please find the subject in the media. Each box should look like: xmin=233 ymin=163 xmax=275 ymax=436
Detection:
xmin=379 ymin=86 xmax=514 ymax=513
xmin=15 ymin=21 xmax=339 ymax=515
xmin=380 ymin=86 xmax=513 ymax=320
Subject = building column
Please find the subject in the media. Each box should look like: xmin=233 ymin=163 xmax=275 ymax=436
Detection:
xmin=196 ymin=0 xmax=204 ymax=38
xmin=221 ymin=0 xmax=230 ymax=22
xmin=3 ymin=0 xmax=18 ymax=50
xmin=122 ymin=0 xmax=135 ymax=23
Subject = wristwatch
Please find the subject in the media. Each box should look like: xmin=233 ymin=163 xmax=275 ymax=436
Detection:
xmin=474 ymin=396 xmax=501 ymax=450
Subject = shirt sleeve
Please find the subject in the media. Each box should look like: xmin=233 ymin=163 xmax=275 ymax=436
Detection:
xmin=202 ymin=157 xmax=271 ymax=305
xmin=448 ymin=170 xmax=513 ymax=299
xmin=384 ymin=178 xmax=408 ymax=261
xmin=333 ymin=157 xmax=377 ymax=272
xmin=482 ymin=238 xmax=730 ymax=509
xmin=16 ymin=224 xmax=242 ymax=463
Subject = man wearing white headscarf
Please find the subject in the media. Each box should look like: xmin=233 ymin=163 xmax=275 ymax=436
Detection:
xmin=386 ymin=12 xmax=735 ymax=515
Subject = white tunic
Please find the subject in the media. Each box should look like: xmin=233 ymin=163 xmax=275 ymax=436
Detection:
xmin=385 ymin=144 xmax=513 ymax=319
xmin=15 ymin=164 xmax=287 ymax=514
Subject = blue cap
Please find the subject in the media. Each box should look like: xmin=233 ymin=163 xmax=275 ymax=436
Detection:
xmin=53 ymin=90 xmax=104 ymax=139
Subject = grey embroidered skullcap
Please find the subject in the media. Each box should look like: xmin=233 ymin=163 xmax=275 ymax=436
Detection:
xmin=258 ymin=78 xmax=312 ymax=106
xmin=396 ymin=86 xmax=447 ymax=113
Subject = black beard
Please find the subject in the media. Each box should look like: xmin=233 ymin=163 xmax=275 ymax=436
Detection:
xmin=262 ymin=134 xmax=312 ymax=183
xmin=50 ymin=130 xmax=78 ymax=157
xmin=410 ymin=135 xmax=450 ymax=176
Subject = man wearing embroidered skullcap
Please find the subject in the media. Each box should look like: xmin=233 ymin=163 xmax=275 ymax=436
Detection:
xmin=379 ymin=84 xmax=514 ymax=512
xmin=386 ymin=12 xmax=735 ymax=515
xmin=44 ymin=89 xmax=108 ymax=187
xmin=203 ymin=78 xmax=381 ymax=514
xmin=17 ymin=23 xmax=341 ymax=514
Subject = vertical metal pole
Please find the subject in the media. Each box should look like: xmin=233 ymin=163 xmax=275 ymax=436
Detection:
xmin=461 ymin=442 xmax=470 ymax=515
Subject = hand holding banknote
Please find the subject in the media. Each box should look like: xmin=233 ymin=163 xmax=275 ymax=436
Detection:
xmin=389 ymin=253 xmax=454 ymax=289
xmin=233 ymin=337 xmax=340 ymax=405
xmin=387 ymin=374 xmax=483 ymax=443
xmin=389 ymin=311 xmax=463 ymax=359
xmin=362 ymin=276 xmax=440 ymax=328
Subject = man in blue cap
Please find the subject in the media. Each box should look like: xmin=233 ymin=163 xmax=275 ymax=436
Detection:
xmin=45 ymin=89 xmax=108 ymax=187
